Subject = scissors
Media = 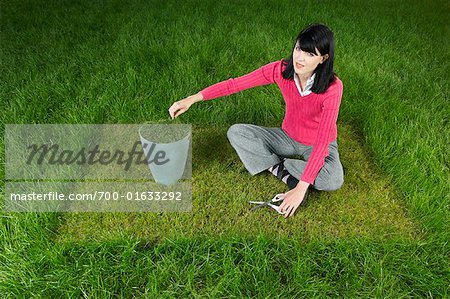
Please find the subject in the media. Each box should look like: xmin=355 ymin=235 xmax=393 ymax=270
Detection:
xmin=248 ymin=193 xmax=287 ymax=215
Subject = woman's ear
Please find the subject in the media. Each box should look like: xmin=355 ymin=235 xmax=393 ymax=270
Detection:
xmin=321 ymin=54 xmax=329 ymax=64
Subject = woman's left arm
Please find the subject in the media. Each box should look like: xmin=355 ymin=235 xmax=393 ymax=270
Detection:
xmin=299 ymin=88 xmax=343 ymax=184
xmin=280 ymin=82 xmax=343 ymax=218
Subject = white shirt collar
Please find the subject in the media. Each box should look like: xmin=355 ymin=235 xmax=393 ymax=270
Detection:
xmin=294 ymin=73 xmax=315 ymax=97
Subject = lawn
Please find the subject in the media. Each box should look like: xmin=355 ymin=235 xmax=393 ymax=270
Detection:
xmin=1 ymin=0 xmax=449 ymax=297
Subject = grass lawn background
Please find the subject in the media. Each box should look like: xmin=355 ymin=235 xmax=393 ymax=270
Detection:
xmin=1 ymin=0 xmax=449 ymax=297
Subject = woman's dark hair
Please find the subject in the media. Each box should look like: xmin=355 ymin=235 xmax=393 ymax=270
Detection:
xmin=282 ymin=23 xmax=336 ymax=94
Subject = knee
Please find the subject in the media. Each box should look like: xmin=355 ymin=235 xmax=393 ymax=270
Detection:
xmin=329 ymin=177 xmax=344 ymax=191
xmin=314 ymin=176 xmax=344 ymax=192
xmin=227 ymin=124 xmax=247 ymax=141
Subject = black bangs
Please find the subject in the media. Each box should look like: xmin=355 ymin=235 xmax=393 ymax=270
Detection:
xmin=282 ymin=23 xmax=336 ymax=94
xmin=298 ymin=34 xmax=317 ymax=55
xmin=297 ymin=24 xmax=331 ymax=56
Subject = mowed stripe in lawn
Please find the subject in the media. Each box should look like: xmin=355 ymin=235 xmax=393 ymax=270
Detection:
xmin=56 ymin=123 xmax=420 ymax=244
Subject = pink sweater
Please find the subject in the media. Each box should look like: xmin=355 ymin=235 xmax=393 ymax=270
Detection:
xmin=199 ymin=59 xmax=343 ymax=185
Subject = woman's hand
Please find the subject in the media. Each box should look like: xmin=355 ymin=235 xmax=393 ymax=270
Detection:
xmin=168 ymin=93 xmax=203 ymax=119
xmin=279 ymin=180 xmax=310 ymax=218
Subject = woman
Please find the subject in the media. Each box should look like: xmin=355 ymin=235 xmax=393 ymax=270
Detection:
xmin=168 ymin=23 xmax=344 ymax=218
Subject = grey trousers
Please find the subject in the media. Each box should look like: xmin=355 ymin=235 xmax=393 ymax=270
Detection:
xmin=227 ymin=124 xmax=344 ymax=191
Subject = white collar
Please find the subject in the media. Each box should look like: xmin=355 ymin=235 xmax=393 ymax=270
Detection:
xmin=294 ymin=73 xmax=315 ymax=97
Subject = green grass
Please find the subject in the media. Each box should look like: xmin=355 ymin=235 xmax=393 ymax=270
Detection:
xmin=56 ymin=124 xmax=420 ymax=244
xmin=1 ymin=0 xmax=449 ymax=297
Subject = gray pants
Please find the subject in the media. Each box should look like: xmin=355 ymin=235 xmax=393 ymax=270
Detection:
xmin=227 ymin=124 xmax=344 ymax=191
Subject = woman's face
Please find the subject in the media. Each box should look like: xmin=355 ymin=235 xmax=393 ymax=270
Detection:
xmin=293 ymin=42 xmax=328 ymax=78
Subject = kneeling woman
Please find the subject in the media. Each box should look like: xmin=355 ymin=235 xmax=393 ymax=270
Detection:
xmin=169 ymin=23 xmax=344 ymax=218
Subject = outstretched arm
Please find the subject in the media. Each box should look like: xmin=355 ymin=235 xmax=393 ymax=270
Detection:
xmin=168 ymin=60 xmax=282 ymax=119
xmin=199 ymin=60 xmax=280 ymax=100
xmin=169 ymin=92 xmax=203 ymax=119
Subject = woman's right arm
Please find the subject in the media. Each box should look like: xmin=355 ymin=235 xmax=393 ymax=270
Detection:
xmin=168 ymin=92 xmax=204 ymax=119
xmin=168 ymin=60 xmax=281 ymax=119
xmin=199 ymin=60 xmax=280 ymax=100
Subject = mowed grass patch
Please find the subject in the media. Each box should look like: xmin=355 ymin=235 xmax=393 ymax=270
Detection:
xmin=56 ymin=123 xmax=420 ymax=244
